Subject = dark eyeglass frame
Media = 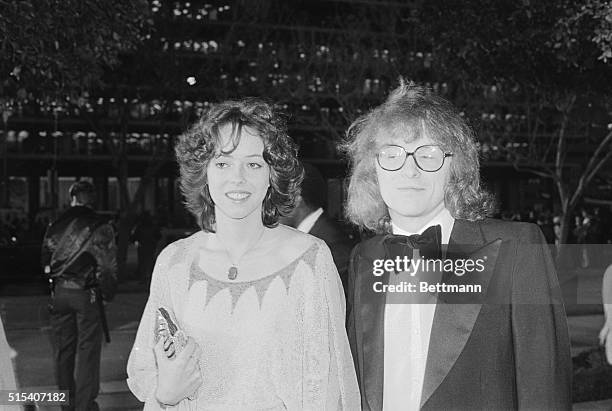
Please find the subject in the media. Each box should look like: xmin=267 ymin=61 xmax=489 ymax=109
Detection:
xmin=376 ymin=144 xmax=454 ymax=172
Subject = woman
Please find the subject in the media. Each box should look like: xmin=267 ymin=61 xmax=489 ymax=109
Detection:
xmin=0 ymin=315 xmax=17 ymax=411
xmin=599 ymin=263 xmax=612 ymax=364
xmin=127 ymin=98 xmax=359 ymax=410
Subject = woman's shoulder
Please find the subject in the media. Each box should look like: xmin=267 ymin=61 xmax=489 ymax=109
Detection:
xmin=272 ymin=224 xmax=326 ymax=249
xmin=156 ymin=230 xmax=205 ymax=266
xmin=268 ymin=224 xmax=329 ymax=263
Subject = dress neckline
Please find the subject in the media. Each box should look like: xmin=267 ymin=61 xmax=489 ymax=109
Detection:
xmin=189 ymin=242 xmax=319 ymax=312
xmin=191 ymin=241 xmax=318 ymax=286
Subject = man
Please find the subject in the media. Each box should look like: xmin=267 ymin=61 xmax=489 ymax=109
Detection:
xmin=342 ymin=80 xmax=571 ymax=410
xmin=280 ymin=162 xmax=354 ymax=290
xmin=41 ymin=181 xmax=117 ymax=411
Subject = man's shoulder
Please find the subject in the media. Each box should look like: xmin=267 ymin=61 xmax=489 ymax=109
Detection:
xmin=84 ymin=212 xmax=113 ymax=235
xmin=459 ymin=218 xmax=543 ymax=242
xmin=57 ymin=206 xmax=105 ymax=225
xmin=464 ymin=218 xmax=539 ymax=234
xmin=351 ymin=234 xmax=386 ymax=259
xmin=46 ymin=207 xmax=96 ymax=236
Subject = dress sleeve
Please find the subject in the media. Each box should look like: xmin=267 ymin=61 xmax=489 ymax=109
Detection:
xmin=126 ymin=243 xmax=174 ymax=409
xmin=304 ymin=241 xmax=361 ymax=410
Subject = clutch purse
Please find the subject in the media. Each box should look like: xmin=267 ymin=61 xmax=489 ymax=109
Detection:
xmin=154 ymin=307 xmax=188 ymax=355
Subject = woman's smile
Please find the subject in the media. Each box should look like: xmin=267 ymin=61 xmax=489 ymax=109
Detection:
xmin=225 ymin=191 xmax=251 ymax=202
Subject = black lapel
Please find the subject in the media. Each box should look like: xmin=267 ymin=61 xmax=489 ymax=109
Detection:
xmin=308 ymin=212 xmax=326 ymax=238
xmin=420 ymin=219 xmax=502 ymax=408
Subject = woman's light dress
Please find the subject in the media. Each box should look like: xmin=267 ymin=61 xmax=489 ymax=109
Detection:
xmin=127 ymin=232 xmax=360 ymax=410
xmin=0 ymin=316 xmax=17 ymax=411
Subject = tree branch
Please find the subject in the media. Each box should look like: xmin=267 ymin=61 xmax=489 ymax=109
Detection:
xmin=554 ymin=93 xmax=576 ymax=185
xmin=570 ymin=131 xmax=612 ymax=209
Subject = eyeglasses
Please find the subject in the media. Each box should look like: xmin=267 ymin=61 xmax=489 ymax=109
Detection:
xmin=377 ymin=144 xmax=453 ymax=172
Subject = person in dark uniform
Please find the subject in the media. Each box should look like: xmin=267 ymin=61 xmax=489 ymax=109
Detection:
xmin=280 ymin=162 xmax=355 ymax=292
xmin=41 ymin=181 xmax=117 ymax=411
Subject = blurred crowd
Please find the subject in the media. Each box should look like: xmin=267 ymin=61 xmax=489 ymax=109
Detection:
xmin=495 ymin=206 xmax=611 ymax=246
xmin=496 ymin=205 xmax=612 ymax=269
xmin=0 ymin=209 xmax=53 ymax=246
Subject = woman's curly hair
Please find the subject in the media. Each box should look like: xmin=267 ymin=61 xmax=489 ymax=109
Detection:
xmin=340 ymin=79 xmax=495 ymax=234
xmin=175 ymin=97 xmax=304 ymax=232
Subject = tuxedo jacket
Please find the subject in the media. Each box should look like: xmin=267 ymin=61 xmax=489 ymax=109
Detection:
xmin=346 ymin=218 xmax=572 ymax=411
xmin=309 ymin=211 xmax=355 ymax=292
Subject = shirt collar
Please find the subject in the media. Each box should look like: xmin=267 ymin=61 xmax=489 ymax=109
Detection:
xmin=296 ymin=207 xmax=324 ymax=233
xmin=391 ymin=208 xmax=455 ymax=245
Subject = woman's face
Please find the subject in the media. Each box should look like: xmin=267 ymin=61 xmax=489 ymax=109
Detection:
xmin=206 ymin=124 xmax=270 ymax=222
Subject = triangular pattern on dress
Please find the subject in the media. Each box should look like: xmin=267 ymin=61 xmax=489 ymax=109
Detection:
xmin=279 ymin=243 xmax=317 ymax=291
xmin=168 ymin=234 xmax=197 ymax=267
xmin=189 ymin=242 xmax=319 ymax=312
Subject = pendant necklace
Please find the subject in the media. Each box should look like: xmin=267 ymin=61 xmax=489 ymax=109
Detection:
xmin=217 ymin=228 xmax=265 ymax=280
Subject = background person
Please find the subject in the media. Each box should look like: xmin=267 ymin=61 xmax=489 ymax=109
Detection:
xmin=0 ymin=315 xmax=17 ymax=411
xmin=599 ymin=263 xmax=612 ymax=364
xmin=130 ymin=210 xmax=161 ymax=286
xmin=41 ymin=180 xmax=118 ymax=411
xmin=280 ymin=162 xmax=355 ymax=292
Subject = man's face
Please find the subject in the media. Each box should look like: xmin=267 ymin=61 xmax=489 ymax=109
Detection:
xmin=206 ymin=125 xmax=271 ymax=222
xmin=374 ymin=126 xmax=452 ymax=229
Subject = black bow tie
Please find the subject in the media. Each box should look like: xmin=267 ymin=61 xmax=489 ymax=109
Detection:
xmin=384 ymin=224 xmax=442 ymax=261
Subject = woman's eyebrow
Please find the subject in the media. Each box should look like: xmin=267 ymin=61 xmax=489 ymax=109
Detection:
xmin=216 ymin=153 xmax=263 ymax=158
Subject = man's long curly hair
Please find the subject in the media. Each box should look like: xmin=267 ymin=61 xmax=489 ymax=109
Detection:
xmin=175 ymin=97 xmax=304 ymax=232
xmin=340 ymin=79 xmax=495 ymax=234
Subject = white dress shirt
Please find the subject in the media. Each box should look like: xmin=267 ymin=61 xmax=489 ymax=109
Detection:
xmin=296 ymin=207 xmax=324 ymax=234
xmin=383 ymin=208 xmax=455 ymax=411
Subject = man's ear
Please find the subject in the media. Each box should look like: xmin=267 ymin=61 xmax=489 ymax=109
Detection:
xmin=295 ymin=194 xmax=303 ymax=208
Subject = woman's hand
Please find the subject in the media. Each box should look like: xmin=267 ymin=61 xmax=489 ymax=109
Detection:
xmin=154 ymin=336 xmax=203 ymax=406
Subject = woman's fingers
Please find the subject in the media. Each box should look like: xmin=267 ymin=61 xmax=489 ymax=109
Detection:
xmin=153 ymin=336 xmax=202 ymax=404
xmin=162 ymin=337 xmax=176 ymax=358
xmin=153 ymin=337 xmax=165 ymax=358
xmin=154 ymin=338 xmax=176 ymax=362
xmin=600 ymin=324 xmax=610 ymax=345
xmin=157 ymin=336 xmax=201 ymax=367
xmin=606 ymin=339 xmax=612 ymax=365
